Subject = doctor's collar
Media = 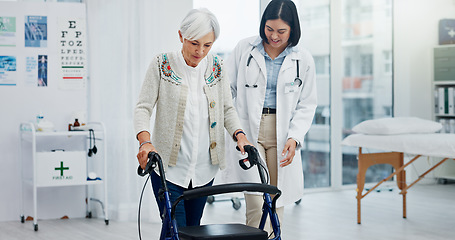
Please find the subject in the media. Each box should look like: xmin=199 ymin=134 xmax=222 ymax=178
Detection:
xmin=254 ymin=41 xmax=293 ymax=61
xmin=250 ymin=36 xmax=262 ymax=47
xmin=250 ymin=36 xmax=298 ymax=53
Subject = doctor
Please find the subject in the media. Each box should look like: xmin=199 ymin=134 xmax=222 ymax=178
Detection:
xmin=223 ymin=0 xmax=317 ymax=233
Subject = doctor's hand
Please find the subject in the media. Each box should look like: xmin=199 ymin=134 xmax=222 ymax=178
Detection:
xmin=137 ymin=143 xmax=157 ymax=170
xmin=280 ymin=138 xmax=297 ymax=167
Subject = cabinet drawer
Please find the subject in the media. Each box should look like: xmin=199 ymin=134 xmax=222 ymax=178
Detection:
xmin=435 ymin=67 xmax=455 ymax=81
xmin=36 ymin=151 xmax=87 ymax=187
xmin=434 ymin=47 xmax=455 ymax=58
xmin=434 ymin=56 xmax=455 ymax=69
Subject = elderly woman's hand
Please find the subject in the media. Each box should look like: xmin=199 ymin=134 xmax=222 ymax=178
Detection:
xmin=137 ymin=142 xmax=157 ymax=170
xmin=234 ymin=130 xmax=253 ymax=155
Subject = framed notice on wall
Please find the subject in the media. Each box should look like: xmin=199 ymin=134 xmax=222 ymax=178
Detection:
xmin=0 ymin=16 xmax=16 ymax=47
xmin=59 ymin=18 xmax=86 ymax=90
xmin=24 ymin=15 xmax=47 ymax=48
xmin=0 ymin=55 xmax=16 ymax=86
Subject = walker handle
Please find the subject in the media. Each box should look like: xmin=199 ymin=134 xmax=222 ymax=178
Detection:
xmin=236 ymin=145 xmax=260 ymax=170
xmin=137 ymin=152 xmax=159 ymax=177
xmin=236 ymin=145 xmax=267 ymax=184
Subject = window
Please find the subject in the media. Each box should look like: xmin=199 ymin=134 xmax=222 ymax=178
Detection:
xmin=193 ymin=0 xmax=260 ymax=59
xmin=314 ymin=55 xmax=329 ymax=75
xmin=306 ymin=5 xmax=330 ymax=28
xmin=383 ymin=50 xmax=392 ymax=74
xmin=345 ymin=57 xmax=352 ymax=77
xmin=193 ymin=0 xmax=394 ymax=189
xmin=298 ymin=0 xmax=331 ymax=188
xmin=341 ymin=0 xmax=393 ymax=185
xmin=361 ymin=54 xmax=373 ymax=75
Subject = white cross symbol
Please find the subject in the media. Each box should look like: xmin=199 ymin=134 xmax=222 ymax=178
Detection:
xmin=448 ymin=28 xmax=455 ymax=38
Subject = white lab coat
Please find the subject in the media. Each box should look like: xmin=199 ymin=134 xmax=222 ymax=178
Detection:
xmin=221 ymin=36 xmax=317 ymax=207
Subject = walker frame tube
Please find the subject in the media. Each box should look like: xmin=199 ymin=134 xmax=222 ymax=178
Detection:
xmin=138 ymin=146 xmax=282 ymax=240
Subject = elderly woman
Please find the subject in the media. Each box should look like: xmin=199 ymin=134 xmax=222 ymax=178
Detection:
xmin=134 ymin=8 xmax=251 ymax=228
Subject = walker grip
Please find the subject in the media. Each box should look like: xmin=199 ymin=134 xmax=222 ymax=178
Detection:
xmin=236 ymin=145 xmax=259 ymax=170
xmin=137 ymin=152 xmax=159 ymax=177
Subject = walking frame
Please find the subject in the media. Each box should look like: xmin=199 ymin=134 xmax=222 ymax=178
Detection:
xmin=137 ymin=145 xmax=282 ymax=240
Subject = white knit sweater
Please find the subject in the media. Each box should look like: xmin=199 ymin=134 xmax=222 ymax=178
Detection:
xmin=134 ymin=52 xmax=242 ymax=170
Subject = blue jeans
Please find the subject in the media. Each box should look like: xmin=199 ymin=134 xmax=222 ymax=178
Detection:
xmin=150 ymin=171 xmax=213 ymax=227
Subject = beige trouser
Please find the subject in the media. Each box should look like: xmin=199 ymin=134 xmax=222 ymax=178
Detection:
xmin=245 ymin=113 xmax=284 ymax=234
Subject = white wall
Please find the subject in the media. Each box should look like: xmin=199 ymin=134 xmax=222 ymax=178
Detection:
xmin=85 ymin=0 xmax=193 ymax=222
xmin=0 ymin=2 xmax=88 ymax=222
xmin=2 ymin=0 xmax=455 ymax=223
xmin=394 ymin=0 xmax=455 ymax=118
xmin=0 ymin=0 xmax=193 ymax=222
xmin=394 ymin=0 xmax=455 ymax=182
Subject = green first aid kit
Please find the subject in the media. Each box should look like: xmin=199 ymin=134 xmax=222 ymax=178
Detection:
xmin=36 ymin=151 xmax=87 ymax=187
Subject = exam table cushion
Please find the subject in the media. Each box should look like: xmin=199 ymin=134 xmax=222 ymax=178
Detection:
xmin=342 ymin=133 xmax=455 ymax=159
xmin=352 ymin=117 xmax=442 ymax=135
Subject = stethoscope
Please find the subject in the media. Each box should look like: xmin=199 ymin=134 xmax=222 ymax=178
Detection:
xmin=245 ymin=53 xmax=302 ymax=88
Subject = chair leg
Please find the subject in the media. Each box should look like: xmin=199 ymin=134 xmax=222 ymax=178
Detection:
xmin=403 ymin=193 xmax=407 ymax=218
xmin=356 ymin=148 xmax=367 ymax=224
xmin=357 ymin=195 xmax=361 ymax=224
xmin=356 ymin=149 xmax=405 ymax=224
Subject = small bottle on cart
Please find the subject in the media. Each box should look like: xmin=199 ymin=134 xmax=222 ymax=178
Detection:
xmin=74 ymin=119 xmax=80 ymax=127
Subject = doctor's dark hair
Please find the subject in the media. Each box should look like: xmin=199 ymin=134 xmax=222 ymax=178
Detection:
xmin=259 ymin=0 xmax=301 ymax=47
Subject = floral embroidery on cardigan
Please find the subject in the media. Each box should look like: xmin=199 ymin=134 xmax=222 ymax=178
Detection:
xmin=160 ymin=54 xmax=181 ymax=84
xmin=205 ymin=56 xmax=222 ymax=85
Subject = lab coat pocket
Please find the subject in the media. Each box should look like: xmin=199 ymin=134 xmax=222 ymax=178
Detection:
xmin=283 ymin=81 xmax=301 ymax=108
xmin=284 ymin=82 xmax=300 ymax=94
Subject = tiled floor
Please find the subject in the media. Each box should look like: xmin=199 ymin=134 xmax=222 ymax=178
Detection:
xmin=1 ymin=183 xmax=454 ymax=240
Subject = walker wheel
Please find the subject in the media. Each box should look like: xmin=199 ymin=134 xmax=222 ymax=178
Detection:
xmin=231 ymin=197 xmax=241 ymax=210
xmin=438 ymin=178 xmax=448 ymax=184
xmin=207 ymin=195 xmax=215 ymax=204
xmin=34 ymin=224 xmax=38 ymax=231
xmin=105 ymin=219 xmax=109 ymax=225
xmin=295 ymin=199 xmax=302 ymax=205
xmin=20 ymin=215 xmax=25 ymax=223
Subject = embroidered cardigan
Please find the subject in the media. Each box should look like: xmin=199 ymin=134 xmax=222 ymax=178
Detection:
xmin=134 ymin=52 xmax=242 ymax=170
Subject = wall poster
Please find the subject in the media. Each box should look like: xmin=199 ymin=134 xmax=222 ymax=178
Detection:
xmin=25 ymin=15 xmax=47 ymax=48
xmin=0 ymin=56 xmax=16 ymax=86
xmin=0 ymin=16 xmax=16 ymax=47
xmin=25 ymin=56 xmax=37 ymax=85
xmin=58 ymin=18 xmax=86 ymax=90
xmin=38 ymin=55 xmax=48 ymax=87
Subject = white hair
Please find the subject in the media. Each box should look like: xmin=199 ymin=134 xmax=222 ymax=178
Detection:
xmin=180 ymin=8 xmax=220 ymax=41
